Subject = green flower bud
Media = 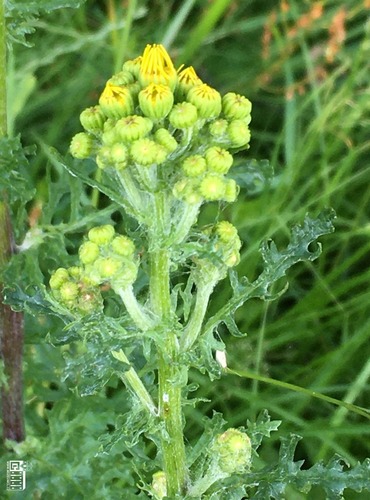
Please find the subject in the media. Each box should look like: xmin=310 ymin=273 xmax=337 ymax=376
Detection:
xmin=95 ymin=257 xmax=122 ymax=279
xmin=209 ymin=119 xmax=228 ymax=138
xmin=68 ymin=266 xmax=82 ymax=279
xmin=96 ymin=146 xmax=113 ymax=169
xmin=155 ymin=145 xmax=169 ymax=165
xmin=215 ymin=221 xmax=238 ymax=243
xmin=103 ymin=118 xmax=116 ymax=133
xmin=88 ymin=225 xmax=115 ymax=245
xmin=70 ymin=133 xmax=95 ymax=159
xmin=80 ymin=106 xmax=106 ymax=133
xmin=110 ymin=143 xmax=128 ymax=169
xmin=49 ymin=268 xmax=69 ymax=290
xmin=205 ymin=147 xmax=233 ymax=174
xmin=223 ymin=178 xmax=239 ymax=202
xmin=199 ymin=174 xmax=226 ymax=201
xmin=111 ymin=235 xmax=135 ymax=257
xmin=79 ymin=241 xmax=100 ymax=264
xmin=116 ymin=115 xmax=153 ymax=142
xmin=76 ymin=287 xmax=104 ymax=315
xmin=222 ymin=92 xmax=252 ymax=120
xmin=176 ymin=65 xmax=202 ymax=101
xmin=108 ymin=70 xmax=135 ymax=86
xmin=122 ymin=56 xmax=142 ymax=78
xmin=182 ymin=155 xmax=207 ymax=177
xmin=101 ymin=127 xmax=119 ymax=146
xmin=139 ymin=83 xmax=174 ymax=120
xmin=99 ymin=82 xmax=135 ymax=119
xmin=111 ymin=261 xmax=138 ymax=289
xmin=173 ymin=178 xmax=202 ymax=204
xmin=139 ymin=44 xmax=177 ymax=90
xmin=227 ymin=120 xmax=251 ymax=148
xmin=154 ymin=128 xmax=178 ymax=153
xmin=224 ymin=249 xmax=240 ymax=267
xmin=59 ymin=281 xmax=79 ymax=302
xmin=151 ymin=471 xmax=167 ymax=500
xmin=213 ymin=429 xmax=251 ymax=474
xmin=169 ymin=102 xmax=198 ymax=129
xmin=187 ymin=84 xmax=222 ymax=119
xmin=130 ymin=138 xmax=161 ymax=166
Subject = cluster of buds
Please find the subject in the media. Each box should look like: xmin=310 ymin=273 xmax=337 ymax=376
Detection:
xmin=200 ymin=221 xmax=242 ymax=269
xmin=49 ymin=225 xmax=138 ymax=315
xmin=211 ymin=428 xmax=252 ymax=474
xmin=70 ymin=44 xmax=251 ymax=206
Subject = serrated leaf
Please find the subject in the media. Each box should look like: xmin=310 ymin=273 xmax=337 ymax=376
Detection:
xmin=5 ymin=0 xmax=87 ymax=46
xmin=230 ymin=158 xmax=274 ymax=195
xmin=0 ymin=136 xmax=35 ymax=240
xmin=203 ymin=210 xmax=336 ymax=338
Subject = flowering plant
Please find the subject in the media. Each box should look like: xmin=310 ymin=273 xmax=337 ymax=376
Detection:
xmin=24 ymin=44 xmax=347 ymax=497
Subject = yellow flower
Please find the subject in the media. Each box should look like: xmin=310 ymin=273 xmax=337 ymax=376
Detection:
xmin=99 ymin=82 xmax=134 ymax=118
xmin=139 ymin=44 xmax=177 ymax=90
xmin=176 ymin=65 xmax=202 ymax=100
xmin=139 ymin=83 xmax=174 ymax=119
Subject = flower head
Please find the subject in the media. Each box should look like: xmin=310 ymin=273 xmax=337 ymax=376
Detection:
xmin=187 ymin=84 xmax=222 ymax=119
xmin=139 ymin=44 xmax=177 ymax=90
xmin=99 ymin=82 xmax=134 ymax=118
xmin=176 ymin=65 xmax=202 ymax=100
xmin=139 ymin=83 xmax=174 ymax=120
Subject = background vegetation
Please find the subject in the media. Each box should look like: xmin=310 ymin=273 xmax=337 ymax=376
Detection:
xmin=1 ymin=0 xmax=370 ymax=498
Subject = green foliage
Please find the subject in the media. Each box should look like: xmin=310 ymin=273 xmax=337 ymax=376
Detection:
xmin=2 ymin=1 xmax=370 ymax=498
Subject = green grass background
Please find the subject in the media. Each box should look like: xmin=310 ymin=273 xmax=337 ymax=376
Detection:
xmin=2 ymin=0 xmax=370 ymax=498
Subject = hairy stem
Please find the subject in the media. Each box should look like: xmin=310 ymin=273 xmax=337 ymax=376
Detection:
xmin=0 ymin=0 xmax=25 ymax=443
xmin=150 ymin=241 xmax=188 ymax=495
xmin=116 ymin=285 xmax=154 ymax=331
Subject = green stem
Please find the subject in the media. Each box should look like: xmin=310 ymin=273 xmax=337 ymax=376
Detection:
xmin=149 ymin=241 xmax=188 ymax=496
xmin=0 ymin=0 xmax=25 ymax=443
xmin=112 ymin=349 xmax=157 ymax=416
xmin=170 ymin=202 xmax=201 ymax=245
xmin=181 ymin=278 xmax=217 ymax=352
xmin=116 ymin=285 xmax=154 ymax=331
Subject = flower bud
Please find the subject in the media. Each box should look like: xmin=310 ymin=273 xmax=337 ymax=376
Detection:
xmin=111 ymin=235 xmax=135 ymax=257
xmin=151 ymin=471 xmax=167 ymax=499
xmin=76 ymin=287 xmax=104 ymax=315
xmin=79 ymin=241 xmax=100 ymax=264
xmin=182 ymin=155 xmax=207 ymax=177
xmin=96 ymin=146 xmax=113 ymax=170
xmin=110 ymin=143 xmax=128 ymax=169
xmin=223 ymin=178 xmax=239 ymax=202
xmin=224 ymin=249 xmax=240 ymax=267
xmin=70 ymin=133 xmax=95 ymax=159
xmin=176 ymin=65 xmax=202 ymax=101
xmin=209 ymin=119 xmax=228 ymax=138
xmin=68 ymin=266 xmax=82 ymax=279
xmin=173 ymin=179 xmax=202 ymax=204
xmin=213 ymin=428 xmax=252 ymax=474
xmin=101 ymin=127 xmax=119 ymax=146
xmin=154 ymin=128 xmax=178 ymax=153
xmin=88 ymin=225 xmax=115 ymax=245
xmin=205 ymin=147 xmax=233 ymax=174
xmin=139 ymin=83 xmax=174 ymax=120
xmin=122 ymin=56 xmax=142 ymax=78
xmin=111 ymin=261 xmax=138 ymax=289
xmin=99 ymin=82 xmax=134 ymax=119
xmin=215 ymin=221 xmax=238 ymax=243
xmin=227 ymin=120 xmax=251 ymax=148
xmin=95 ymin=257 xmax=122 ymax=279
xmin=116 ymin=115 xmax=153 ymax=142
xmin=222 ymin=92 xmax=252 ymax=120
xmin=80 ymin=106 xmax=106 ymax=133
xmin=49 ymin=268 xmax=69 ymax=290
xmin=139 ymin=44 xmax=177 ymax=90
xmin=169 ymin=102 xmax=198 ymax=129
xmin=187 ymin=84 xmax=222 ymax=119
xmin=59 ymin=281 xmax=79 ymax=302
xmin=199 ymin=174 xmax=226 ymax=201
xmin=108 ymin=70 xmax=135 ymax=86
xmin=130 ymin=138 xmax=161 ymax=166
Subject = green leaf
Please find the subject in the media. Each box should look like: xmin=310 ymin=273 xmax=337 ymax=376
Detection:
xmin=246 ymin=435 xmax=370 ymax=499
xmin=0 ymin=136 xmax=35 ymax=240
xmin=203 ymin=209 xmax=336 ymax=338
xmin=5 ymin=0 xmax=87 ymax=46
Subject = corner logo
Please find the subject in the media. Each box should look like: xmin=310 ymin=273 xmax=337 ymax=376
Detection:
xmin=6 ymin=461 xmax=27 ymax=491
